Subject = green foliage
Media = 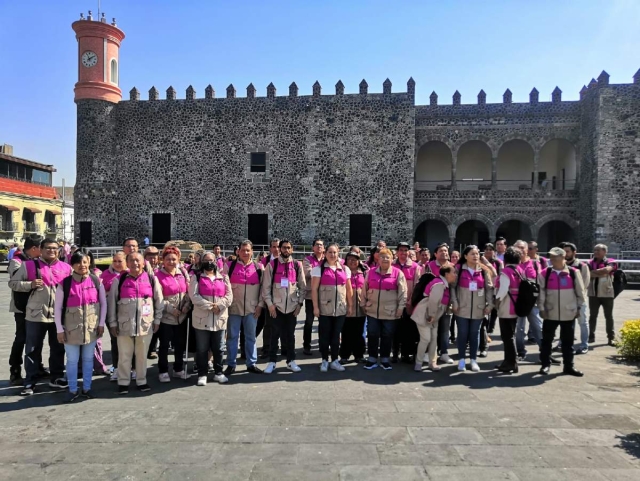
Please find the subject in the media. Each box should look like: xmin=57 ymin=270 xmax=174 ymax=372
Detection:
xmin=617 ymin=320 xmax=640 ymax=361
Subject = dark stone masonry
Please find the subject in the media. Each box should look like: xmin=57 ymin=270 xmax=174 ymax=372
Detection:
xmin=76 ymin=72 xmax=640 ymax=252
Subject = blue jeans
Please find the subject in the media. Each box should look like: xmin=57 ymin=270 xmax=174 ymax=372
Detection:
xmin=437 ymin=313 xmax=451 ymax=355
xmin=226 ymin=314 xmax=258 ymax=367
xmin=557 ymin=305 xmax=590 ymax=350
xmin=366 ymin=316 xmax=398 ymax=363
xmin=65 ymin=340 xmax=97 ymax=393
xmin=516 ymin=306 xmax=542 ymax=357
xmin=456 ymin=317 xmax=483 ymax=360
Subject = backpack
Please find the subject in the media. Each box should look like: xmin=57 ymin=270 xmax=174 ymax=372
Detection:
xmin=228 ymin=259 xmax=263 ymax=282
xmin=270 ymin=258 xmax=302 ymax=297
xmin=117 ymin=271 xmax=157 ymax=302
xmin=592 ymin=260 xmax=627 ymax=298
xmin=505 ymin=266 xmax=539 ymax=317
xmin=14 ymin=259 xmax=41 ymax=313
xmin=543 ymin=266 xmax=576 ymax=289
xmin=60 ymin=273 xmax=101 ymax=323
xmin=411 ymin=272 xmax=437 ymax=307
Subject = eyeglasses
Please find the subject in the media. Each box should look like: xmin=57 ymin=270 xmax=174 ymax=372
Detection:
xmin=43 ymin=247 xmax=59 ymax=251
xmin=124 ymin=244 xmax=137 ymax=248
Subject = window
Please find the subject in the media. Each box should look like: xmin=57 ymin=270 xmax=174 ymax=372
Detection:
xmin=110 ymin=59 xmax=118 ymax=85
xmin=32 ymin=170 xmax=51 ymax=185
xmin=250 ymin=152 xmax=266 ymax=173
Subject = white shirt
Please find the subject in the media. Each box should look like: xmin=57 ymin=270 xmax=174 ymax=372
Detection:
xmin=311 ymin=264 xmax=351 ymax=279
xmin=496 ymin=253 xmax=505 ymax=262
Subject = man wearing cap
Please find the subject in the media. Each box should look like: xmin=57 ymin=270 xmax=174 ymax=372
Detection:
xmin=392 ymin=242 xmax=422 ymax=363
xmin=538 ymin=247 xmax=586 ymax=377
xmin=558 ymin=242 xmax=591 ymax=354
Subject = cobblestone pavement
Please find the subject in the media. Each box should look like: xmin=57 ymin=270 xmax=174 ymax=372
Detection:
xmin=0 ymin=272 xmax=638 ymax=480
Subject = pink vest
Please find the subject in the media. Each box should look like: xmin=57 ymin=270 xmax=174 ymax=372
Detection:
xmin=368 ymin=268 xmax=400 ymax=291
xmin=424 ymin=278 xmax=450 ymax=306
xmin=25 ymin=259 xmax=72 ymax=287
xmin=119 ymin=272 xmax=154 ymax=299
xmin=589 ymin=258 xmax=616 ymax=276
xmin=350 ymin=270 xmax=365 ymax=290
xmin=427 ymin=260 xmax=443 ymax=276
xmin=306 ymin=255 xmax=323 ymax=269
xmin=216 ymin=257 xmax=225 ymax=271
xmin=271 ymin=260 xmax=299 ymax=285
xmin=518 ymin=259 xmax=540 ymax=280
xmin=545 ymin=268 xmax=576 ymax=291
xmin=228 ymin=261 xmax=260 ymax=285
xmin=198 ymin=274 xmax=226 ymax=297
xmin=66 ymin=276 xmax=100 ymax=307
xmin=393 ymin=261 xmax=419 ymax=282
xmin=101 ymin=268 xmax=122 ymax=293
xmin=457 ymin=266 xmax=486 ymax=290
xmin=156 ymin=269 xmax=189 ymax=296
xmin=497 ymin=266 xmax=521 ymax=316
xmin=319 ymin=264 xmax=347 ymax=286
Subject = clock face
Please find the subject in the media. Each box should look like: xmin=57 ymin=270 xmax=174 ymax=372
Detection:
xmin=81 ymin=51 xmax=98 ymax=68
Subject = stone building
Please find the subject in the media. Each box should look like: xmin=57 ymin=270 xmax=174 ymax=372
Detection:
xmin=72 ymin=14 xmax=640 ymax=252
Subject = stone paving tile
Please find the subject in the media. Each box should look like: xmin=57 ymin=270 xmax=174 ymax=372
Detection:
xmin=159 ymin=464 xmax=253 ymax=481
xmin=408 ymin=426 xmax=486 ymax=445
xmin=264 ymin=426 xmax=338 ymax=443
xmin=303 ymin=412 xmax=368 ymax=426
xmin=335 ymin=400 xmax=397 ymax=412
xmin=376 ymin=444 xmax=467 ymax=466
xmin=297 ymin=443 xmax=380 ymax=465
xmin=338 ymin=426 xmax=412 ymax=444
xmin=395 ymin=400 xmax=460 ymax=412
xmin=477 ymin=427 xmax=564 ymax=445
xmin=455 ymin=445 xmax=550 ymax=467
xmin=426 ymin=466 xmax=520 ymax=480
xmin=562 ymin=414 xmax=640 ymax=431
xmin=512 ymin=467 xmax=610 ymax=481
xmin=548 ymin=428 xmax=624 ymax=446
xmin=249 ymin=464 xmax=339 ymax=481
xmin=583 ymin=390 xmax=640 ymax=403
xmin=577 ymin=401 xmax=640 ymax=415
xmin=532 ymin=446 xmax=633 ymax=469
xmin=45 ymin=464 xmax=167 ymax=481
xmin=210 ymin=443 xmax=296 ymax=465
xmin=366 ymin=412 xmax=439 ymax=427
xmin=599 ymin=469 xmax=640 ymax=481
xmin=453 ymin=400 xmax=522 ymax=413
xmin=339 ymin=465 xmax=429 ymax=480
xmin=0 ymin=442 xmax=65 ymax=464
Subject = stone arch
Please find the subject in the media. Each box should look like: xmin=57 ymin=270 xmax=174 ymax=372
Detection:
xmin=454 ymin=140 xmax=493 ymax=190
xmin=415 ymin=135 xmax=454 ymax=154
xmin=415 ymin=140 xmax=453 ymax=189
xmin=534 ymin=214 xmax=579 ymax=251
xmin=494 ymin=213 xmax=535 ymax=244
xmin=414 ymin=214 xmax=453 ymax=251
xmin=452 ymin=213 xmax=495 ymax=241
xmin=496 ymin=134 xmax=537 ymax=151
xmin=496 ymin=139 xmax=535 ymax=190
xmin=532 ymin=213 xmax=579 ymax=233
xmin=453 ymin=215 xmax=492 ymax=251
xmin=452 ymin=135 xmax=499 ymax=157
xmin=538 ymin=138 xmax=577 ymax=190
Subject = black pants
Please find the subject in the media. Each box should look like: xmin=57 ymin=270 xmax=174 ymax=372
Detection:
xmin=540 ymin=320 xmax=575 ymax=368
xmin=10 ymin=312 xmax=30 ymax=373
xmin=303 ymin=299 xmax=315 ymax=350
xmin=24 ymin=321 xmax=65 ymax=385
xmin=195 ymin=329 xmax=225 ymax=376
xmin=256 ymin=309 xmax=279 ymax=353
xmin=588 ymin=297 xmax=615 ymax=340
xmin=158 ymin=322 xmax=186 ymax=374
xmin=450 ymin=317 xmax=456 ymax=340
xmin=392 ymin=309 xmax=420 ymax=359
xmin=340 ymin=316 xmax=366 ymax=360
xmin=269 ymin=310 xmax=297 ymax=363
xmin=147 ymin=331 xmax=160 ymax=356
xmin=318 ymin=315 xmax=345 ymax=361
xmin=499 ymin=318 xmax=517 ymax=369
xmin=488 ymin=308 xmax=498 ymax=333
xmin=479 ymin=317 xmax=489 ymax=352
xmin=108 ymin=328 xmax=119 ymax=368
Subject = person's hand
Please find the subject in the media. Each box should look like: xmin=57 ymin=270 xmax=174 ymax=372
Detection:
xmin=313 ymin=307 xmax=320 ymax=318
xmin=212 ymin=305 xmax=221 ymax=315
xmin=427 ymin=316 xmax=435 ymax=324
xmin=153 ymin=323 xmax=160 ymax=333
xmin=294 ymin=304 xmax=302 ymax=317
xmin=56 ymin=332 xmax=66 ymax=344
xmin=395 ymin=308 xmax=403 ymax=319
xmin=31 ymin=279 xmax=43 ymax=289
xmin=484 ymin=307 xmax=492 ymax=316
xmin=254 ymin=306 xmax=262 ymax=319
xmin=97 ymin=326 xmax=104 ymax=338
xmin=109 ymin=326 xmax=118 ymax=338
xmin=452 ymin=306 xmax=459 ymax=315
xmin=347 ymin=306 xmax=354 ymax=317
xmin=268 ymin=305 xmax=277 ymax=318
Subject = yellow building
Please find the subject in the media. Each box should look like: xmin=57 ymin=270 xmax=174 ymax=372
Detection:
xmin=0 ymin=144 xmax=63 ymax=246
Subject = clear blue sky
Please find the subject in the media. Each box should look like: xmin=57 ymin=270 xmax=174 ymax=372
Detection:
xmin=1 ymin=0 xmax=638 ymax=185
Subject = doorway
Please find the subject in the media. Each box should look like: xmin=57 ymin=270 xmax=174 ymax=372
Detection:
xmin=79 ymin=221 xmax=92 ymax=247
xmin=349 ymin=214 xmax=372 ymax=247
xmin=152 ymin=213 xmax=172 ymax=244
xmin=248 ymin=214 xmax=269 ymax=246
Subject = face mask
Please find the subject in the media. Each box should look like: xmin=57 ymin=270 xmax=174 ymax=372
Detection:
xmin=202 ymin=261 xmax=216 ymax=271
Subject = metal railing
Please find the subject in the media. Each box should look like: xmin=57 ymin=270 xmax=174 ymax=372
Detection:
xmin=0 ymin=222 xmax=19 ymax=232
xmin=24 ymin=223 xmax=41 ymax=233
xmin=415 ymin=179 xmax=577 ymax=192
xmin=0 ymin=172 xmax=52 ymax=187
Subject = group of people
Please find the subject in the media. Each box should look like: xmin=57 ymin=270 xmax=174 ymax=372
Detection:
xmin=7 ymin=233 xmax=619 ymax=401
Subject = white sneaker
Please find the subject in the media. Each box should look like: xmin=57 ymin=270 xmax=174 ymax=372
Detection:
xmin=196 ymin=376 xmax=207 ymax=386
xmin=330 ymin=360 xmax=345 ymax=372
xmin=320 ymin=360 xmax=329 ymax=372
xmin=287 ymin=361 xmax=302 ymax=372
xmin=440 ymin=354 xmax=454 ymax=364
xmin=131 ymin=370 xmax=137 ymax=380
xmin=264 ymin=362 xmax=276 ymax=374
xmin=109 ymin=371 xmax=118 ymax=382
xmin=158 ymin=373 xmax=170 ymax=383
xmin=172 ymin=370 xmax=185 ymax=378
xmin=208 ymin=361 xmax=214 ymax=372
xmin=470 ymin=360 xmax=480 ymax=372
xmin=423 ymin=354 xmax=430 ymax=363
xmin=213 ymin=374 xmax=228 ymax=384
xmin=458 ymin=360 xmax=466 ymax=372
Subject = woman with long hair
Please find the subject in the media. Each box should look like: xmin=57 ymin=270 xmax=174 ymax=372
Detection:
xmin=101 ymin=251 xmax=126 ymax=382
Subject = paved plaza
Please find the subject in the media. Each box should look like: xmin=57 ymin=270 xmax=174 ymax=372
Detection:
xmin=0 ymin=272 xmax=638 ymax=481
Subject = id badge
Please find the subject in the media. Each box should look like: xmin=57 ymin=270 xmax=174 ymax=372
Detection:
xmin=560 ymin=277 xmax=568 ymax=287
xmin=280 ymin=278 xmax=289 ymax=288
xmin=469 ymin=281 xmax=478 ymax=292
xmin=142 ymin=304 xmax=152 ymax=316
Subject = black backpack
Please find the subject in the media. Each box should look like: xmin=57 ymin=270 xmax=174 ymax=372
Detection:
xmin=117 ymin=271 xmax=157 ymax=302
xmin=505 ymin=266 xmax=539 ymax=317
xmin=270 ymin=258 xmax=302 ymax=297
xmin=227 ymin=259 xmax=263 ymax=282
xmin=60 ymin=273 xmax=101 ymax=322
xmin=13 ymin=258 xmax=41 ymax=313
xmin=602 ymin=260 xmax=627 ymax=298
xmin=544 ymin=266 xmax=576 ymax=289
xmin=411 ymin=272 xmax=437 ymax=307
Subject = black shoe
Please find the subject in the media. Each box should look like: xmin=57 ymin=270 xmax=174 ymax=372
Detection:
xmin=380 ymin=362 xmax=393 ymax=371
xmin=67 ymin=391 xmax=81 ymax=403
xmin=364 ymin=361 xmax=378 ymax=370
xmin=496 ymin=365 xmax=519 ymax=374
xmin=588 ymin=335 xmax=595 ymax=344
xmin=246 ymin=365 xmax=263 ymax=374
xmin=10 ymin=372 xmax=23 ymax=386
xmin=339 ymin=358 xmax=350 ymax=365
xmin=224 ymin=366 xmax=236 ymax=376
xmin=21 ymin=384 xmax=35 ymax=396
xmin=517 ymin=355 xmax=527 ymax=362
xmin=552 ymin=345 xmax=563 ymax=352
xmin=401 ymin=356 xmax=412 ymax=364
xmin=539 ymin=366 xmax=550 ymax=375
xmin=449 ymin=337 xmax=456 ymax=343
xmin=239 ymin=353 xmax=247 ymax=360
xmin=118 ymin=385 xmax=129 ymax=395
xmin=81 ymin=390 xmax=94 ymax=399
xmin=563 ymin=366 xmax=584 ymax=377
xmin=138 ymin=384 xmax=151 ymax=392
xmin=303 ymin=348 xmax=312 ymax=356
xmin=35 ymin=366 xmax=50 ymax=379
xmin=608 ymin=339 xmax=617 ymax=347
xmin=259 ymin=351 xmax=269 ymax=359
xmin=49 ymin=378 xmax=69 ymax=389
xmin=147 ymin=352 xmax=158 ymax=360
xmin=356 ymin=358 xmax=367 ymax=364
xmin=549 ymin=357 xmax=561 ymax=365
xmin=527 ymin=338 xmax=537 ymax=345
xmin=391 ymin=355 xmax=399 ymax=364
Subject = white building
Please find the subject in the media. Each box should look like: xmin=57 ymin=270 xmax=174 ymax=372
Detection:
xmin=55 ymin=186 xmax=74 ymax=243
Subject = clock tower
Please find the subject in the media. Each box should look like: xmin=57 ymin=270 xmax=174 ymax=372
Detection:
xmin=72 ymin=11 xmax=125 ymax=103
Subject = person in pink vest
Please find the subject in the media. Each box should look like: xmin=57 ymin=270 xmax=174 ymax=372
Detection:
xmin=411 ymin=265 xmax=457 ymax=372
xmin=361 ymin=247 xmax=407 ymax=370
xmin=418 ymin=248 xmax=430 ymax=269
xmin=189 ymin=251 xmax=233 ymax=385
xmin=108 ymin=252 xmax=164 ymax=394
xmin=588 ymin=243 xmax=618 ymax=346
xmin=340 ymin=251 xmax=368 ymax=363
xmin=426 ymin=243 xmax=454 ymax=364
xmin=101 ymin=251 xmax=126 ymax=382
xmin=9 ymin=237 xmax=73 ymax=395
xmin=494 ymin=247 xmax=524 ymax=373
xmin=81 ymin=249 xmax=109 ymax=376
xmin=311 ymin=243 xmax=353 ymax=372
xmin=256 ymin=238 xmax=281 ymax=358
xmin=538 ymin=247 xmax=586 ymax=377
xmin=54 ymin=251 xmax=107 ymax=401
xmin=157 ymin=246 xmax=192 ymax=382
xmin=528 ymin=241 xmax=549 ymax=270
xmin=212 ymin=244 xmax=226 ymax=271
xmin=451 ymin=246 xmax=494 ymax=372
xmin=391 ymin=242 xmax=423 ymax=364
xmin=303 ymin=238 xmax=325 ymax=355
xmin=365 ymin=240 xmax=387 ymax=269
xmin=483 ymin=243 xmax=504 ymax=335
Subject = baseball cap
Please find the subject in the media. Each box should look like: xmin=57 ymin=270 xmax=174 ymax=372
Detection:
xmin=548 ymin=247 xmax=566 ymax=257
